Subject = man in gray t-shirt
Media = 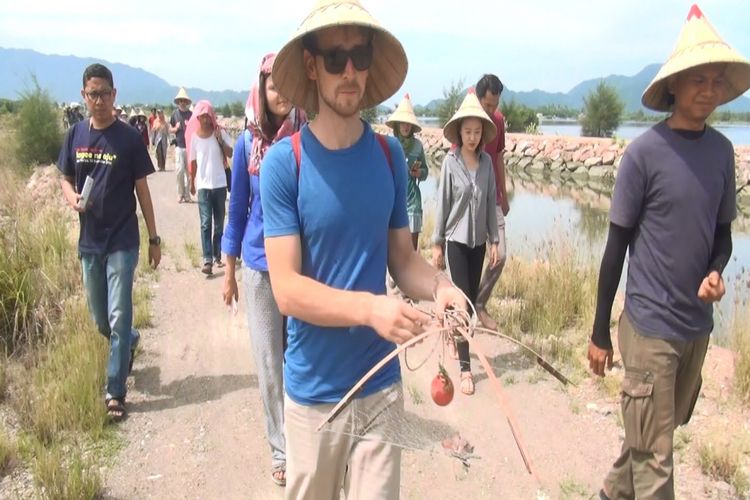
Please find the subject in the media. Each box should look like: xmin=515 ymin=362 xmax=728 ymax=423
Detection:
xmin=588 ymin=5 xmax=749 ymax=499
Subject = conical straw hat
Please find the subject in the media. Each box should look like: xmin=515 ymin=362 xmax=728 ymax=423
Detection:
xmin=174 ymin=87 xmax=192 ymax=104
xmin=642 ymin=4 xmax=750 ymax=111
xmin=386 ymin=93 xmax=421 ymax=132
xmin=272 ymin=0 xmax=408 ymax=114
xmin=443 ymin=90 xmax=497 ymax=146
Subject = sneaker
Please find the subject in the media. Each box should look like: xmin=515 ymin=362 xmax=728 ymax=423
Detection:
xmin=201 ymin=262 xmax=213 ymax=275
xmin=477 ymin=308 xmax=497 ymax=330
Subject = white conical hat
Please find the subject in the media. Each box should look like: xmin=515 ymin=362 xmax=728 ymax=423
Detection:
xmin=272 ymin=0 xmax=408 ymax=113
xmin=386 ymin=93 xmax=421 ymax=132
xmin=174 ymin=87 xmax=192 ymax=104
xmin=642 ymin=4 xmax=750 ymax=111
xmin=442 ymin=90 xmax=497 ymax=146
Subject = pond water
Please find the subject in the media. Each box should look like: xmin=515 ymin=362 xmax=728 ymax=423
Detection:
xmin=420 ymin=168 xmax=750 ymax=345
xmin=539 ymin=121 xmax=750 ymax=146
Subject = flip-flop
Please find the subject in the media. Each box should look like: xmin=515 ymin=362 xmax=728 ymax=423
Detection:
xmin=271 ymin=463 xmax=286 ymax=487
xmin=105 ymin=397 xmax=127 ymax=422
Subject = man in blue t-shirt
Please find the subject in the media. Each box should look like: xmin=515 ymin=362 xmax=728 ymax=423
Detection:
xmin=588 ymin=6 xmax=749 ymax=499
xmin=58 ymin=63 xmax=161 ymax=422
xmin=261 ymin=1 xmax=465 ymax=498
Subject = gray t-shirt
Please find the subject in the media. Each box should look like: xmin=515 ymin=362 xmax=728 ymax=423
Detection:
xmin=610 ymin=121 xmax=736 ymax=342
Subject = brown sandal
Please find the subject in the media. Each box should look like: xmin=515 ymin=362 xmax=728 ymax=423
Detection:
xmin=105 ymin=397 xmax=127 ymax=422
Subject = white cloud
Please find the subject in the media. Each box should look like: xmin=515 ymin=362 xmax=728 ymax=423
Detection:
xmin=1 ymin=0 xmax=748 ymax=101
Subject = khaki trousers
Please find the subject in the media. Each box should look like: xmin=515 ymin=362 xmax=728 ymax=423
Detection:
xmin=284 ymin=383 xmax=403 ymax=500
xmin=604 ymin=312 xmax=709 ymax=500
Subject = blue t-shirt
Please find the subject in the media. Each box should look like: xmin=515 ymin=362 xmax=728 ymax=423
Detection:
xmin=57 ymin=119 xmax=155 ymax=255
xmin=260 ymin=122 xmax=409 ymax=405
xmin=610 ymin=121 xmax=736 ymax=342
xmin=221 ymin=130 xmax=268 ymax=270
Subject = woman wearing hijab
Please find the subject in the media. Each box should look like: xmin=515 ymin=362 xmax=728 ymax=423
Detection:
xmin=221 ymin=53 xmax=306 ymax=487
xmin=186 ymin=100 xmax=233 ymax=276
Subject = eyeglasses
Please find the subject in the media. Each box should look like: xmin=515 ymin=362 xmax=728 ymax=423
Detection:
xmin=307 ymin=43 xmax=374 ymax=74
xmin=84 ymin=89 xmax=113 ymax=102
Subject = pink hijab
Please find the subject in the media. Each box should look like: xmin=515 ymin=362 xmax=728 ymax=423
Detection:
xmin=185 ymin=100 xmax=226 ymax=168
xmin=246 ymin=53 xmax=306 ymax=175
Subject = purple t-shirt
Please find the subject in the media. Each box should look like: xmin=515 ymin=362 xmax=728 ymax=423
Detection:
xmin=610 ymin=121 xmax=736 ymax=342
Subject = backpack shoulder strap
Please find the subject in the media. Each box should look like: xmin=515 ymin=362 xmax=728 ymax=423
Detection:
xmin=292 ymin=131 xmax=302 ymax=179
xmin=375 ymin=133 xmax=393 ymax=175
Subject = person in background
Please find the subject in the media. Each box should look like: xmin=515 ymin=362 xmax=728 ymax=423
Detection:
xmin=171 ymin=87 xmax=193 ymax=203
xmin=135 ymin=109 xmax=150 ymax=147
xmin=473 ymin=73 xmax=508 ymax=330
xmin=588 ymin=6 xmax=747 ymax=499
xmin=187 ymin=100 xmax=233 ymax=276
xmin=57 ymin=63 xmax=161 ymax=421
xmin=221 ymin=52 xmax=306 ymax=487
xmin=386 ymin=93 xmax=427 ymax=251
xmin=152 ymin=109 xmax=170 ymax=172
xmin=432 ymin=90 xmax=500 ymax=396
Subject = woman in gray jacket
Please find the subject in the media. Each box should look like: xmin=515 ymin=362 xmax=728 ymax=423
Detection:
xmin=432 ymin=91 xmax=501 ymax=395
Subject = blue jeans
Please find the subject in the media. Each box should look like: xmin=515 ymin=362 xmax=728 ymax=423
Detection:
xmin=80 ymin=248 xmax=140 ymax=399
xmin=198 ymin=188 xmax=227 ymax=263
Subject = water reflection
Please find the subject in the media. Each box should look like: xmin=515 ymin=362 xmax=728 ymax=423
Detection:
xmin=421 ymin=165 xmax=750 ymax=345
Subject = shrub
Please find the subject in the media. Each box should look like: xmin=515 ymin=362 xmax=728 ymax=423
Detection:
xmin=437 ymin=79 xmax=465 ymax=127
xmin=14 ymin=76 xmax=63 ymax=167
xmin=580 ymin=81 xmax=624 ymax=138
xmin=501 ymin=100 xmax=539 ymax=133
xmin=360 ymin=107 xmax=378 ymax=124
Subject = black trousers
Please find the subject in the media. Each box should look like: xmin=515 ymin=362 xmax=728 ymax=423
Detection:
xmin=446 ymin=240 xmax=486 ymax=372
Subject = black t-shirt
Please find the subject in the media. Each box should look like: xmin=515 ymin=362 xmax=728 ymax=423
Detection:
xmin=57 ymin=119 xmax=155 ymax=255
xmin=170 ymin=109 xmax=192 ymax=148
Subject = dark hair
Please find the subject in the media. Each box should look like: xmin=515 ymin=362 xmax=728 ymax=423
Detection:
xmin=82 ymin=63 xmax=114 ymax=88
xmin=476 ymin=74 xmax=503 ymax=98
xmin=455 ymin=117 xmax=484 ymax=153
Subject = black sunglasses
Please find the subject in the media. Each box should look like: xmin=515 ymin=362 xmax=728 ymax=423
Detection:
xmin=308 ymin=43 xmax=374 ymax=74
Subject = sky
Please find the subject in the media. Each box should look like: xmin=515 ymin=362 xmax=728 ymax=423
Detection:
xmin=1 ymin=0 xmax=749 ymax=107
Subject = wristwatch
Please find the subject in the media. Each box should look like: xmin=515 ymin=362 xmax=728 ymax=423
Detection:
xmin=149 ymin=236 xmax=161 ymax=247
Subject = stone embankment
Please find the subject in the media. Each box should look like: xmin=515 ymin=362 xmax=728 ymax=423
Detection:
xmin=377 ymin=125 xmax=750 ymax=205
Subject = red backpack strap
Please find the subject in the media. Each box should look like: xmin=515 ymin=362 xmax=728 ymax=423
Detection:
xmin=375 ymin=133 xmax=393 ymax=175
xmin=292 ymin=131 xmax=302 ymax=179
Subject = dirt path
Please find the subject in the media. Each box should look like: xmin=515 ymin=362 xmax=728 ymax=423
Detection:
xmin=102 ymin=155 xmax=744 ymax=499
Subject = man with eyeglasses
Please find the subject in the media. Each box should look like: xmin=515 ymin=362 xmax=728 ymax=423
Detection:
xmin=58 ymin=63 xmax=161 ymax=422
xmin=170 ymin=87 xmax=193 ymax=203
xmin=260 ymin=1 xmax=465 ymax=497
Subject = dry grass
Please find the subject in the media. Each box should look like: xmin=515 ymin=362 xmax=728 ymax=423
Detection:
xmin=0 ymin=430 xmax=17 ymax=477
xmin=698 ymin=434 xmax=749 ymax=496
xmin=488 ymin=235 xmax=598 ymax=368
xmin=184 ymin=242 xmax=201 ymax=269
xmin=133 ymin=286 xmax=153 ymax=330
xmin=32 ymin=441 xmax=102 ymax=500
xmin=733 ymin=302 xmax=750 ymax=403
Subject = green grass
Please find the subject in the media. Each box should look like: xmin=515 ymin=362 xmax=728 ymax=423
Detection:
xmin=184 ymin=242 xmax=200 ymax=269
xmin=32 ymin=442 xmax=102 ymax=500
xmin=0 ymin=430 xmax=17 ymax=477
xmin=558 ymin=475 xmax=590 ymax=499
xmin=13 ymin=298 xmax=109 ymax=445
xmin=133 ymin=285 xmax=153 ymax=329
xmin=673 ymin=427 xmax=692 ymax=452
xmin=0 ymin=359 xmax=7 ymax=402
xmin=0 ymin=125 xmax=116 ymax=497
xmin=407 ymin=383 xmax=424 ymax=405
xmin=489 ymin=235 xmax=598 ymax=368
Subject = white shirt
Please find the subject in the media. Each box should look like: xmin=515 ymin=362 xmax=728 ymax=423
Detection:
xmin=189 ymin=129 xmax=233 ymax=190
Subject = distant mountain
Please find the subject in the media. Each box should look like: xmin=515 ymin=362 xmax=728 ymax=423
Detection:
xmin=3 ymin=47 xmax=749 ymax=113
xmin=0 ymin=47 xmax=246 ymax=106
xmin=423 ymin=64 xmax=750 ymax=114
